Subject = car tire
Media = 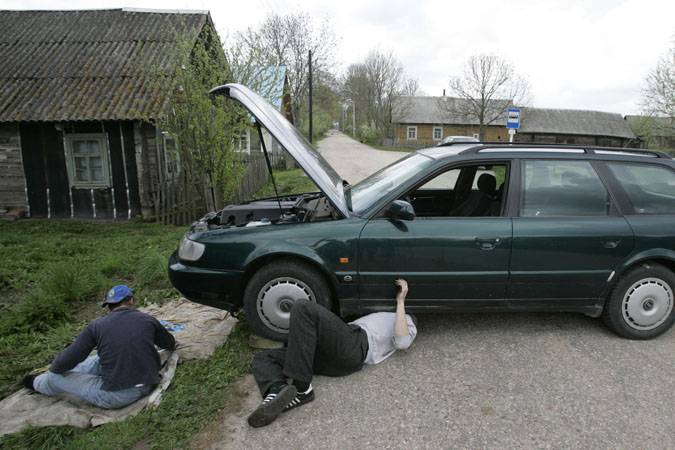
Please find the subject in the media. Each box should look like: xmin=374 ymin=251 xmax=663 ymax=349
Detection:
xmin=602 ymin=263 xmax=675 ymax=340
xmin=243 ymin=260 xmax=333 ymax=342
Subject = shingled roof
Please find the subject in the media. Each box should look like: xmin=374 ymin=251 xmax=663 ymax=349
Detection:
xmin=392 ymin=96 xmax=509 ymax=126
xmin=519 ymin=107 xmax=635 ymax=139
xmin=0 ymin=9 xmax=211 ymax=122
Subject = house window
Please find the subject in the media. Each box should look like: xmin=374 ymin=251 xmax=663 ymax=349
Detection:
xmin=236 ymin=129 xmax=250 ymax=153
xmin=407 ymin=126 xmax=417 ymax=140
xmin=433 ymin=126 xmax=443 ymax=141
xmin=65 ymin=134 xmax=111 ymax=188
xmin=472 ymin=133 xmax=480 ymax=140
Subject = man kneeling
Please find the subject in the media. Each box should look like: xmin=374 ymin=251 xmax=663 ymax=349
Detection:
xmin=23 ymin=285 xmax=176 ymax=409
xmin=248 ymin=279 xmax=416 ymax=427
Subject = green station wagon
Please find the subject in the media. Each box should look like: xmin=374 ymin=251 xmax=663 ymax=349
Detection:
xmin=169 ymin=84 xmax=675 ymax=341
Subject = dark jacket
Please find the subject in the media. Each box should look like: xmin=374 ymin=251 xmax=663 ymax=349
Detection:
xmin=50 ymin=307 xmax=176 ymax=391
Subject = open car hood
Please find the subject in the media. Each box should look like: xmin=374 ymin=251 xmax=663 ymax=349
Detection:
xmin=209 ymin=83 xmax=350 ymax=218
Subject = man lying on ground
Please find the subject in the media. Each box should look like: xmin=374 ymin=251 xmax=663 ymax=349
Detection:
xmin=248 ymin=278 xmax=417 ymax=428
xmin=22 ymin=284 xmax=176 ymax=409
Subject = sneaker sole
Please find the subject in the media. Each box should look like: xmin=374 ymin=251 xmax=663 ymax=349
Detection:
xmin=247 ymin=385 xmax=298 ymax=428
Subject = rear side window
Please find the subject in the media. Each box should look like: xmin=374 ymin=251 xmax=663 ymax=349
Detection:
xmin=607 ymin=163 xmax=675 ymax=214
xmin=522 ymin=160 xmax=610 ymax=217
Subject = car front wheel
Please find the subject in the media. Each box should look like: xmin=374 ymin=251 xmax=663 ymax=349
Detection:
xmin=603 ymin=263 xmax=675 ymax=339
xmin=243 ymin=260 xmax=333 ymax=341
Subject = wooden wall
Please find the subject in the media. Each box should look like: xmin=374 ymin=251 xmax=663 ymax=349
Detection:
xmin=0 ymin=123 xmax=27 ymax=213
xmin=17 ymin=121 xmax=141 ymax=219
xmin=393 ymin=124 xmax=509 ymax=147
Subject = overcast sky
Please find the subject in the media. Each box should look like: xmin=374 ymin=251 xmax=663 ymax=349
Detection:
xmin=3 ymin=0 xmax=674 ymax=114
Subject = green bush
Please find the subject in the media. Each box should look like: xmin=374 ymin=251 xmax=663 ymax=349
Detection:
xmin=0 ymin=289 xmax=70 ymax=336
xmin=135 ymin=251 xmax=171 ymax=290
xmin=357 ymin=124 xmax=381 ymax=145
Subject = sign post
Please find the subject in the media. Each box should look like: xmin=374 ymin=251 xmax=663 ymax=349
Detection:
xmin=506 ymin=108 xmax=520 ymax=143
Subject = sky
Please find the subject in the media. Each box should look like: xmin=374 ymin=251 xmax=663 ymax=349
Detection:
xmin=2 ymin=0 xmax=673 ymax=114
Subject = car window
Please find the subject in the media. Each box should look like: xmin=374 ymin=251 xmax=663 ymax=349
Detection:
xmin=607 ymin=163 xmax=675 ymax=214
xmin=406 ymin=163 xmax=508 ymax=218
xmin=522 ymin=160 xmax=610 ymax=217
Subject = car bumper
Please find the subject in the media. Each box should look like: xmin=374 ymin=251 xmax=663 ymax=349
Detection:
xmin=168 ymin=251 xmax=244 ymax=312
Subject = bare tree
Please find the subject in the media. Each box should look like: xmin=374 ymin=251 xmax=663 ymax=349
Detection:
xmin=342 ymin=50 xmax=407 ymax=140
xmin=642 ymin=43 xmax=674 ymax=120
xmin=401 ymin=78 xmax=420 ymax=96
xmin=441 ymin=54 xmax=530 ymax=140
xmin=233 ymin=12 xmax=338 ymax=126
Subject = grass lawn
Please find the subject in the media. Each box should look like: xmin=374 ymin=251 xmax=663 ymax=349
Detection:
xmin=254 ymin=168 xmax=319 ymax=198
xmin=0 ymin=220 xmax=254 ymax=449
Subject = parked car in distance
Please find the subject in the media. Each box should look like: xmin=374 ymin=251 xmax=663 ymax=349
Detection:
xmin=439 ymin=135 xmax=479 ymax=146
xmin=169 ymin=84 xmax=675 ymax=341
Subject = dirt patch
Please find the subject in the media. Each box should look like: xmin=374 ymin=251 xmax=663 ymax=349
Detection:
xmin=190 ymin=375 xmax=259 ymax=450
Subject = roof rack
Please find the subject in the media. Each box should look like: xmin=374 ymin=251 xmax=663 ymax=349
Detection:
xmin=459 ymin=143 xmax=672 ymax=159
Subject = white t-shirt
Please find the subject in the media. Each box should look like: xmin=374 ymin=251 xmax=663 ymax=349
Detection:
xmin=349 ymin=312 xmax=417 ymax=365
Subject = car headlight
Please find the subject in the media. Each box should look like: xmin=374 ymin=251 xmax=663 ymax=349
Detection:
xmin=179 ymin=237 xmax=205 ymax=261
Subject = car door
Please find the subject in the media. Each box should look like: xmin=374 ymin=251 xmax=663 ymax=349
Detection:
xmin=357 ymin=161 xmax=514 ymax=309
xmin=508 ymin=159 xmax=635 ymax=307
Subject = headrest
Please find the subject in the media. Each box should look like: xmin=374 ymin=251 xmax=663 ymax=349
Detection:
xmin=477 ymin=173 xmax=497 ymax=194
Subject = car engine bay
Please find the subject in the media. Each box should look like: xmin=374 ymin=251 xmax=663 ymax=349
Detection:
xmin=190 ymin=194 xmax=339 ymax=232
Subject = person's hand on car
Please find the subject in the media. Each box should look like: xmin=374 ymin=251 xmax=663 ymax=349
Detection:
xmin=395 ymin=279 xmax=408 ymax=301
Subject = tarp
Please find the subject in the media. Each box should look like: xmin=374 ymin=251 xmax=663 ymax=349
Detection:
xmin=0 ymin=299 xmax=238 ymax=437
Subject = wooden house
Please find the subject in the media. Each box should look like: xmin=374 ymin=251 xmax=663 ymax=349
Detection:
xmin=0 ymin=9 xmax=223 ymax=220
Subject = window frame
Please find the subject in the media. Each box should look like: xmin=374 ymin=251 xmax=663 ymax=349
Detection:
xmin=601 ymin=161 xmax=675 ymax=216
xmin=406 ymin=126 xmax=417 ymax=140
xmin=517 ymin=159 xmax=618 ymax=218
xmin=472 ymin=133 xmax=480 ymax=140
xmin=432 ymin=126 xmax=443 ymax=141
xmin=162 ymin=133 xmax=181 ymax=179
xmin=64 ymin=133 xmax=112 ymax=189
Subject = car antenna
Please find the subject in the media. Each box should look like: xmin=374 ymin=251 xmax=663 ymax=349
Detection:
xmin=254 ymin=120 xmax=284 ymax=219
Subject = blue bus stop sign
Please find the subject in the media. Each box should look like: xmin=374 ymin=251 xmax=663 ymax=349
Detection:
xmin=506 ymin=108 xmax=521 ymax=130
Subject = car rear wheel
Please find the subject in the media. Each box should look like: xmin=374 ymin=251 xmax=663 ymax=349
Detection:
xmin=602 ymin=263 xmax=675 ymax=339
xmin=243 ymin=260 xmax=333 ymax=341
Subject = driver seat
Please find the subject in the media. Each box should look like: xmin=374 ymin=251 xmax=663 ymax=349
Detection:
xmin=449 ymin=173 xmax=497 ymax=217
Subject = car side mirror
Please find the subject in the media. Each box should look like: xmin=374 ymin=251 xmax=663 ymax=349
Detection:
xmin=385 ymin=200 xmax=415 ymax=221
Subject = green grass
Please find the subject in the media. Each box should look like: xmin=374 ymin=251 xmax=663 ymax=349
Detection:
xmin=255 ymin=168 xmax=319 ymax=198
xmin=0 ymin=219 xmax=255 ymax=449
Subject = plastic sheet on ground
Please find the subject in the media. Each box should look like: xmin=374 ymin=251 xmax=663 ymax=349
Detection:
xmin=0 ymin=299 xmax=237 ymax=436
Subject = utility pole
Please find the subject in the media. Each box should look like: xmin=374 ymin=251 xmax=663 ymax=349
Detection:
xmin=352 ymin=100 xmax=356 ymax=135
xmin=308 ymin=50 xmax=313 ymax=143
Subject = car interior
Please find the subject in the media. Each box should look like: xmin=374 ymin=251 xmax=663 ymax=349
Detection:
xmin=402 ymin=164 xmax=508 ymax=217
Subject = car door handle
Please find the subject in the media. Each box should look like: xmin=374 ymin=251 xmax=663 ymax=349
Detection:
xmin=475 ymin=237 xmax=502 ymax=250
xmin=603 ymin=240 xmax=621 ymax=249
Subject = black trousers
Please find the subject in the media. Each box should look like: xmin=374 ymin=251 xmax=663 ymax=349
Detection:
xmin=251 ymin=299 xmax=369 ymax=396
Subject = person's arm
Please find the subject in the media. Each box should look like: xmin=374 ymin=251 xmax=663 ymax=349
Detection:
xmin=393 ymin=279 xmax=413 ymax=349
xmin=50 ymin=325 xmax=96 ymax=373
xmin=152 ymin=317 xmax=176 ymax=351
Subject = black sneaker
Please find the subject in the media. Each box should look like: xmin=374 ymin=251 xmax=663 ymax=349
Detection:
xmin=22 ymin=374 xmax=37 ymax=391
xmin=283 ymin=385 xmax=315 ymax=412
xmin=247 ymin=384 xmax=297 ymax=428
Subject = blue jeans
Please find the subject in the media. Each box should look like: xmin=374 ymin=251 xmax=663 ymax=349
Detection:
xmin=33 ymin=355 xmax=152 ymax=409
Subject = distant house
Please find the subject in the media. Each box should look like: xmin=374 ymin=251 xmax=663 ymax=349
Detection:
xmin=392 ymin=96 xmax=636 ymax=148
xmin=0 ymin=9 xmax=222 ymax=220
xmin=391 ymin=96 xmax=510 ymax=147
xmin=625 ymin=115 xmax=675 ymax=151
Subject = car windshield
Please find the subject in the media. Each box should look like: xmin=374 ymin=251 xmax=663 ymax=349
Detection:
xmin=349 ymin=153 xmax=435 ymax=214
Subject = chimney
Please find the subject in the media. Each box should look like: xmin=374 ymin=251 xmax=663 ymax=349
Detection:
xmin=442 ymin=89 xmax=446 ymax=97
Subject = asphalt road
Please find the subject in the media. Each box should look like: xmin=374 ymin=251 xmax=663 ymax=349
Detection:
xmin=195 ymin=133 xmax=675 ymax=449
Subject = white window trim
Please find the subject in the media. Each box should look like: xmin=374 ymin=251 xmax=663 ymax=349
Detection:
xmin=162 ymin=133 xmax=181 ymax=178
xmin=64 ymin=133 xmax=111 ymax=188
xmin=407 ymin=126 xmax=418 ymax=140
xmin=432 ymin=126 xmax=443 ymax=141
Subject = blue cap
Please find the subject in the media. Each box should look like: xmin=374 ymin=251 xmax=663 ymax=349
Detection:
xmin=102 ymin=285 xmax=134 ymax=307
